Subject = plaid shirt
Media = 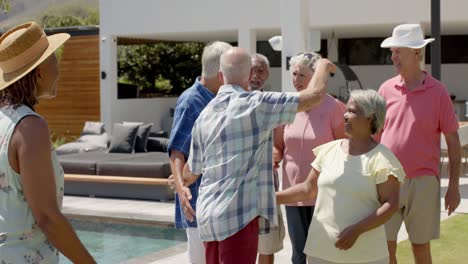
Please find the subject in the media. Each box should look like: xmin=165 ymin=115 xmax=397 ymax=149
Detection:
xmin=167 ymin=77 xmax=215 ymax=228
xmin=188 ymin=85 xmax=299 ymax=241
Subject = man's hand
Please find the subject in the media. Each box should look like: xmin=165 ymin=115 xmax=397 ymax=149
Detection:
xmin=445 ymin=186 xmax=461 ymax=216
xmin=177 ymin=186 xmax=196 ymax=222
xmin=335 ymin=224 xmax=361 ymax=250
xmin=297 ymin=58 xmax=337 ymax=113
xmin=443 ymin=131 xmax=462 ymax=216
xmin=168 ymin=174 xmax=175 ymax=190
xmin=314 ymin=58 xmax=337 ymax=75
xmin=169 ymin=173 xmax=198 ymax=189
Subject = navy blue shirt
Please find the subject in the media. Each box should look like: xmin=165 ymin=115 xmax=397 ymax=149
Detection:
xmin=167 ymin=77 xmax=215 ymax=228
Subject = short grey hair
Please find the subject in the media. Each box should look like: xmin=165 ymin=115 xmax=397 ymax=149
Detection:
xmin=289 ymin=52 xmax=321 ymax=72
xmin=201 ymin=41 xmax=232 ymax=78
xmin=417 ymin=47 xmax=426 ymax=70
xmin=220 ymin=48 xmax=251 ymax=83
xmin=349 ymin=89 xmax=387 ymax=135
xmin=418 ymin=47 xmax=425 ymax=62
xmin=252 ymin=53 xmax=270 ymax=69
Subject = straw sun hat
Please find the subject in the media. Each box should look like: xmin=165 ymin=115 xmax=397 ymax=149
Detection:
xmin=0 ymin=22 xmax=70 ymax=91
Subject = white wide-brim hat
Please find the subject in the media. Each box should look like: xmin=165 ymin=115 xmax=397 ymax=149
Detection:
xmin=381 ymin=24 xmax=434 ymax=49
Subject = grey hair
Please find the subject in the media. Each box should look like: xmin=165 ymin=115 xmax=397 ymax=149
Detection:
xmin=418 ymin=47 xmax=425 ymax=62
xmin=349 ymin=89 xmax=387 ymax=135
xmin=220 ymin=49 xmax=252 ymax=83
xmin=251 ymin=53 xmax=270 ymax=69
xmin=201 ymin=41 xmax=233 ymax=78
xmin=417 ymin=47 xmax=426 ymax=70
xmin=289 ymin=52 xmax=321 ymax=72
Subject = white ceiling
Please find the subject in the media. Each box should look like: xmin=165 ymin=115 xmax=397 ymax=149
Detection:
xmin=118 ymin=23 xmax=468 ymax=43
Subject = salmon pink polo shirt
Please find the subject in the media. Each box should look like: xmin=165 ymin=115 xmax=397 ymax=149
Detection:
xmin=282 ymin=94 xmax=346 ymax=206
xmin=378 ymin=72 xmax=459 ymax=178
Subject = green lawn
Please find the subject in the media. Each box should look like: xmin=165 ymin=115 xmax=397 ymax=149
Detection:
xmin=396 ymin=214 xmax=468 ymax=263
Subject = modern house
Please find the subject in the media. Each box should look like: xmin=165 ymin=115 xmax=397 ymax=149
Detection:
xmin=100 ymin=0 xmax=468 ymax=132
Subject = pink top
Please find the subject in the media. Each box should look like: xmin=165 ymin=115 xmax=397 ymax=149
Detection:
xmin=378 ymin=72 xmax=459 ymax=178
xmin=281 ymin=94 xmax=346 ymax=206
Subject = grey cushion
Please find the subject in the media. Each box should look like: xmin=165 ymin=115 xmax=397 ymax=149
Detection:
xmin=123 ymin=121 xmax=144 ymax=126
xmin=97 ymin=152 xmax=171 ymax=178
xmin=149 ymin=130 xmax=168 ymax=138
xmin=135 ymin=123 xmax=153 ymax=152
xmin=108 ymin=123 xmax=139 ymax=153
xmin=147 ymin=137 xmax=169 ymax=152
xmin=77 ymin=133 xmax=109 ymax=148
xmin=122 ymin=122 xmax=154 ymax=152
xmin=59 ymin=150 xmax=135 ymax=174
xmin=55 ymin=142 xmax=106 ymax=156
xmin=82 ymin=121 xmax=105 ymax=135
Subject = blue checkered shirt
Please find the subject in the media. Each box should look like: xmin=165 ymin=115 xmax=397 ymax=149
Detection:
xmin=188 ymin=85 xmax=299 ymax=241
xmin=167 ymin=77 xmax=215 ymax=228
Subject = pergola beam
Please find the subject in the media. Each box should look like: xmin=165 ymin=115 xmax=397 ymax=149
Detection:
xmin=431 ymin=0 xmax=441 ymax=80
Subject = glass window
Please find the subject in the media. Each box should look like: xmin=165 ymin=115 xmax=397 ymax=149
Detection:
xmin=441 ymin=35 xmax=468 ymax=63
xmin=256 ymin=41 xmax=281 ymax=67
xmin=338 ymin=38 xmax=391 ymax=65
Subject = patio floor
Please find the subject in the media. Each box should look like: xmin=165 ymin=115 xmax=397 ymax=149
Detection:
xmin=62 ymin=172 xmax=468 ymax=263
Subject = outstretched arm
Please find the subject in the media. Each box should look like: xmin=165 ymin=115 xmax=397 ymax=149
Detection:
xmin=276 ymin=167 xmax=319 ymax=204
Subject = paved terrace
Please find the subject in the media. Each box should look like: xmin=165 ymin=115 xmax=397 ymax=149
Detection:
xmin=63 ymin=173 xmax=468 ymax=263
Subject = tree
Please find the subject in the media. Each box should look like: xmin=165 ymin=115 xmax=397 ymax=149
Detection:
xmin=41 ymin=15 xmax=83 ymax=28
xmin=38 ymin=6 xmax=99 ymax=63
xmin=118 ymin=42 xmax=204 ymax=96
xmin=0 ymin=0 xmax=10 ymax=13
xmin=40 ymin=5 xmax=99 ymax=28
xmin=83 ymin=8 xmax=99 ymax=25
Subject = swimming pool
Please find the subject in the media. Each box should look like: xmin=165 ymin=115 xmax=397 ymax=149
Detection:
xmin=60 ymin=219 xmax=186 ymax=263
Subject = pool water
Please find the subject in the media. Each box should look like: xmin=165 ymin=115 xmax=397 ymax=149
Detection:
xmin=60 ymin=219 xmax=186 ymax=263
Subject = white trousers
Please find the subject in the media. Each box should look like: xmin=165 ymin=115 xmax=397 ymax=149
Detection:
xmin=186 ymin=227 xmax=206 ymax=264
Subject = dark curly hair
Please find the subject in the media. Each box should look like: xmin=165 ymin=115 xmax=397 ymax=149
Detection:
xmin=0 ymin=69 xmax=39 ymax=110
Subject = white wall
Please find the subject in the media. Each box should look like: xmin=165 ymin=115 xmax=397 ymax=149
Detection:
xmin=313 ymin=0 xmax=446 ymax=25
xmin=263 ymin=68 xmax=282 ymax=92
xmin=101 ymin=0 xmax=468 ymax=38
xmin=440 ymin=64 xmax=468 ymax=100
xmin=100 ymin=0 xmax=468 ymax=129
xmin=111 ymin=97 xmax=179 ymax=133
xmin=100 ymin=0 xmax=281 ymax=38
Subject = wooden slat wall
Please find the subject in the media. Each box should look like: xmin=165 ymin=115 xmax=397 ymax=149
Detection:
xmin=36 ymin=35 xmax=100 ymax=140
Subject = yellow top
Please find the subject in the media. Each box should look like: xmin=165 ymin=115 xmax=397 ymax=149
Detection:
xmin=304 ymin=139 xmax=405 ymax=263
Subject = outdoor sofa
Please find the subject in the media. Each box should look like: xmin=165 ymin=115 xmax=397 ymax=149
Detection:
xmin=57 ymin=121 xmax=174 ymax=201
